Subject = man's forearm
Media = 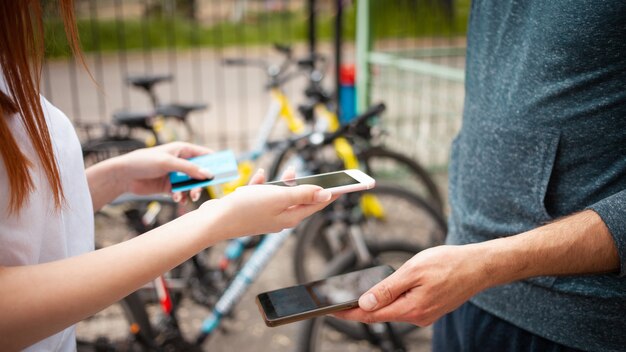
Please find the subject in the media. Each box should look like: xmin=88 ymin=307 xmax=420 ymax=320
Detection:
xmin=478 ymin=209 xmax=620 ymax=287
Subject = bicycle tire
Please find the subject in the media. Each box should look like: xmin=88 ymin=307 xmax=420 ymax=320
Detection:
xmin=82 ymin=137 xmax=146 ymax=168
xmin=76 ymin=291 xmax=156 ymax=352
xmin=359 ymin=145 xmax=444 ymax=215
xmin=267 ymin=142 xmax=340 ymax=182
xmin=293 ymin=184 xmax=447 ymax=284
xmin=296 ymin=241 xmax=426 ymax=352
xmin=268 ymin=142 xmax=445 ymax=217
xmin=267 ymin=144 xmax=294 ymax=181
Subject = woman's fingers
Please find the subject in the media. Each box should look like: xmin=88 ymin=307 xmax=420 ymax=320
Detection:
xmin=284 ymin=185 xmax=331 ymax=205
xmin=164 ymin=141 xmax=213 ymax=159
xmin=249 ymin=169 xmax=266 ymax=185
xmin=280 ymin=166 xmax=296 ymax=182
xmin=166 ymin=156 xmax=213 ymax=180
xmin=189 ymin=187 xmax=202 ymax=202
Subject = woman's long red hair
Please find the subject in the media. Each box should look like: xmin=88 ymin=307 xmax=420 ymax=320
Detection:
xmin=0 ymin=0 xmax=83 ymax=213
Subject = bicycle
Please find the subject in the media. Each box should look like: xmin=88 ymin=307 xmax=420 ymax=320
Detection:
xmin=77 ymin=47 xmax=444 ymax=351
xmin=255 ymin=98 xmax=446 ymax=350
xmin=84 ymin=44 xmax=311 ymax=295
xmin=76 ymin=49 xmax=314 ymax=350
xmin=77 ymin=103 xmax=436 ymax=352
xmin=265 ymin=100 xmax=447 ymax=279
xmin=76 ymin=71 xmax=209 ymax=171
xmin=265 ymin=52 xmax=445 ymax=215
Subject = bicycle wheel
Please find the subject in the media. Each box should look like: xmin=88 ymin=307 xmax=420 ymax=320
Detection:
xmin=95 ymin=198 xmax=178 ymax=248
xmin=82 ymin=137 xmax=146 ymax=168
xmin=296 ymin=241 xmax=428 ymax=352
xmin=76 ymin=291 xmax=156 ymax=352
xmin=267 ymin=141 xmax=342 ymax=181
xmin=267 ymin=144 xmax=296 ymax=181
xmin=293 ymin=184 xmax=446 ymax=283
xmin=359 ymin=146 xmax=444 ymax=215
xmin=269 ymin=142 xmax=445 ymax=217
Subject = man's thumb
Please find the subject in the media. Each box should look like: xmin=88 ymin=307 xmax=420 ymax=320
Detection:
xmin=358 ymin=271 xmax=410 ymax=311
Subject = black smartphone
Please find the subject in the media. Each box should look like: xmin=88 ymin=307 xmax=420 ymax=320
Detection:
xmin=255 ymin=265 xmax=394 ymax=327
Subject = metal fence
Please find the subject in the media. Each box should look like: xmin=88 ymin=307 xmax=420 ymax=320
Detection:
xmin=43 ymin=0 xmax=467 ymax=168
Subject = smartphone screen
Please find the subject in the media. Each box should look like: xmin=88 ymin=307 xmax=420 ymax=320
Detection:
xmin=268 ymin=172 xmax=359 ymax=188
xmin=256 ymin=265 xmax=394 ymax=326
xmin=265 ymin=169 xmax=375 ymax=195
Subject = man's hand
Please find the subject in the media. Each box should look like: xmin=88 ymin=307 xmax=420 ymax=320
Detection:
xmin=334 ymin=245 xmax=489 ymax=326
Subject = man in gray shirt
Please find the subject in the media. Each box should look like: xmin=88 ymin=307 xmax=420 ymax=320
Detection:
xmin=336 ymin=1 xmax=625 ymax=351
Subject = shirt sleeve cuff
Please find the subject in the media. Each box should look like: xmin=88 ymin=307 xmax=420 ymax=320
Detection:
xmin=587 ymin=190 xmax=626 ymax=277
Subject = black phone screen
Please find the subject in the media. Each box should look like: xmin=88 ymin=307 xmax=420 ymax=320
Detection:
xmin=257 ymin=265 xmax=394 ymax=320
xmin=266 ymin=171 xmax=359 ymax=189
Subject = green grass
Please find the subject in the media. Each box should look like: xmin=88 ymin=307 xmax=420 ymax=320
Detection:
xmin=44 ymin=1 xmax=470 ymax=58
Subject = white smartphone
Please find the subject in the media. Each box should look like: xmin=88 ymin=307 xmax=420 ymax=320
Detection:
xmin=265 ymin=169 xmax=376 ymax=195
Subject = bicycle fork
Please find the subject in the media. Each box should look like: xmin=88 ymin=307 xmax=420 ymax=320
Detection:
xmin=195 ymin=228 xmax=293 ymax=345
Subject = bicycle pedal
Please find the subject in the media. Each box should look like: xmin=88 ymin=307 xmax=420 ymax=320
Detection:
xmin=219 ymin=325 xmax=231 ymax=335
xmin=94 ymin=337 xmax=116 ymax=352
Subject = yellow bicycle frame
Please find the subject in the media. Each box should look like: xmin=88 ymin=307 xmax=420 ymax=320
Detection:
xmin=315 ymin=105 xmax=385 ymax=220
xmin=207 ymin=88 xmax=385 ymax=221
xmin=209 ymin=88 xmax=306 ymax=197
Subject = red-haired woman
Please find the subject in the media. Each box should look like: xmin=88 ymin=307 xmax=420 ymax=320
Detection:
xmin=0 ymin=2 xmax=334 ymax=350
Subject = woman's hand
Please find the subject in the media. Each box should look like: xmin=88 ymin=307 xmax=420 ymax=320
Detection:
xmin=247 ymin=166 xmax=295 ymax=185
xmin=86 ymin=142 xmax=212 ymax=210
xmin=115 ymin=142 xmax=213 ymax=200
xmin=205 ymin=183 xmax=334 ymax=237
xmin=198 ymin=167 xmax=338 ymax=239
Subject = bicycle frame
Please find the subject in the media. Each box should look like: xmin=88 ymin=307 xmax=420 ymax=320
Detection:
xmin=121 ymin=104 xmax=403 ymax=351
xmin=201 ymin=88 xmax=306 ymax=291
xmin=314 ymin=104 xmax=386 ymax=220
xmin=127 ymin=83 xmax=308 ymax=329
xmin=192 ymin=110 xmax=396 ymax=346
xmin=196 ymin=228 xmax=293 ymax=344
xmin=210 ymin=88 xmax=305 ymax=197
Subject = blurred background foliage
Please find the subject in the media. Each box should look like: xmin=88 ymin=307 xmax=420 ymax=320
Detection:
xmin=44 ymin=0 xmax=470 ymax=58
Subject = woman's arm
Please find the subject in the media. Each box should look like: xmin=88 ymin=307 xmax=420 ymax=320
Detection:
xmin=0 ymin=182 xmax=333 ymax=350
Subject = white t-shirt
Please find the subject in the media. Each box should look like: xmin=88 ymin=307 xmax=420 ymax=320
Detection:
xmin=0 ymin=74 xmax=94 ymax=351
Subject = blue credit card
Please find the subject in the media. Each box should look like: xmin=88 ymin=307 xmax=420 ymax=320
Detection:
xmin=169 ymin=149 xmax=240 ymax=192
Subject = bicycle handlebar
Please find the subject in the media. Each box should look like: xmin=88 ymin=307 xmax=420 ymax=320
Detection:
xmin=224 ymin=44 xmax=330 ymax=90
xmin=280 ymin=103 xmax=386 ymax=150
xmin=222 ymin=58 xmax=268 ymax=69
xmin=322 ymin=103 xmax=386 ymax=145
xmin=273 ymin=43 xmax=292 ymax=57
xmin=223 ymin=55 xmax=294 ymax=89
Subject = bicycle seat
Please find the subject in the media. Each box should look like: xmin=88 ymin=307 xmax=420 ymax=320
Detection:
xmin=155 ymin=103 xmax=208 ymax=121
xmin=112 ymin=110 xmax=154 ymax=130
xmin=126 ymin=74 xmax=173 ymax=91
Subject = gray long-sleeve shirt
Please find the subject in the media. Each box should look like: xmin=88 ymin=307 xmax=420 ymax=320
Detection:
xmin=447 ymin=1 xmax=626 ymax=351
